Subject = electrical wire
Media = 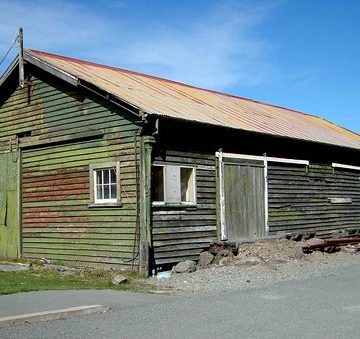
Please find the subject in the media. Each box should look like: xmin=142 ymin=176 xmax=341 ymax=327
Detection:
xmin=0 ymin=35 xmax=19 ymax=67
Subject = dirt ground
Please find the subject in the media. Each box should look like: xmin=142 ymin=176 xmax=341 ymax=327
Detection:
xmin=221 ymin=237 xmax=306 ymax=265
xmin=150 ymin=237 xmax=360 ymax=295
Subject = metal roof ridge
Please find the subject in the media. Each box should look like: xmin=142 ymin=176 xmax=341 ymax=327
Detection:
xmin=15 ymin=49 xmax=360 ymax=147
xmin=26 ymin=49 xmax=325 ymax=121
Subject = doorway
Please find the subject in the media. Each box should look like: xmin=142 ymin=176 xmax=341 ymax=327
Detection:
xmin=218 ymin=153 xmax=266 ymax=241
xmin=0 ymin=151 xmax=20 ymax=258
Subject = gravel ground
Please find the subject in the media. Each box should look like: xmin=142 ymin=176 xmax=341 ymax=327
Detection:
xmin=149 ymin=239 xmax=360 ymax=295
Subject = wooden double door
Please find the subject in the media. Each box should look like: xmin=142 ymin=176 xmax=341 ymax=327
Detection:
xmin=220 ymin=156 xmax=266 ymax=241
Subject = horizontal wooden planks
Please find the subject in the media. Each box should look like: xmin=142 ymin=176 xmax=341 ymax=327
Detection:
xmin=22 ymin=139 xmax=138 ymax=266
xmin=6 ymin=73 xmax=142 ymax=267
xmin=152 ymin=150 xmax=217 ymax=265
xmin=0 ymin=75 xmax=137 ymax=152
xmin=268 ymin=163 xmax=360 ymax=235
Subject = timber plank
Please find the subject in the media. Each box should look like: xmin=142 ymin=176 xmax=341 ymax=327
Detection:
xmin=2 ymin=74 xmax=141 ymax=269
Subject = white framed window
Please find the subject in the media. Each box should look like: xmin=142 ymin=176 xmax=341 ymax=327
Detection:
xmin=89 ymin=162 xmax=120 ymax=206
xmin=152 ymin=164 xmax=196 ymax=205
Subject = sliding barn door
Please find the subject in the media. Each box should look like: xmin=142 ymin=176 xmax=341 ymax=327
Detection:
xmin=221 ymin=157 xmax=266 ymax=241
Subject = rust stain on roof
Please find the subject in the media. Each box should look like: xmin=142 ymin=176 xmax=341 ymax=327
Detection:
xmin=25 ymin=49 xmax=360 ymax=150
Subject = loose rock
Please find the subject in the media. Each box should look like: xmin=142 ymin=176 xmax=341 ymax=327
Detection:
xmin=0 ymin=263 xmax=29 ymax=272
xmin=241 ymin=256 xmax=263 ymax=265
xmin=306 ymin=238 xmax=325 ymax=247
xmin=148 ymin=237 xmax=360 ymax=296
xmin=112 ymin=275 xmax=128 ymax=285
xmin=209 ymin=241 xmax=238 ymax=256
xmin=219 ymin=257 xmax=233 ymax=266
xmin=173 ymin=260 xmax=197 ymax=273
xmin=42 ymin=264 xmax=70 ymax=272
xmin=198 ymin=251 xmax=214 ymax=266
xmin=341 ymin=246 xmax=360 ymax=253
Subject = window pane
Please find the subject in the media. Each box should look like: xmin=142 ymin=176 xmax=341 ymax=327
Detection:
xmin=96 ymin=170 xmax=102 ymax=184
xmin=103 ymin=170 xmax=110 ymax=184
xmin=110 ymin=168 xmax=116 ymax=184
xmin=96 ymin=185 xmax=102 ymax=200
xmin=181 ymin=167 xmax=194 ymax=202
xmin=152 ymin=166 xmax=164 ymax=201
xmin=104 ymin=185 xmax=110 ymax=199
xmin=110 ymin=184 xmax=117 ymax=199
xmin=93 ymin=165 xmax=118 ymax=203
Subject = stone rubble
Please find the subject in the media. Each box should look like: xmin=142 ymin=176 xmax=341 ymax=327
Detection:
xmin=150 ymin=237 xmax=360 ymax=295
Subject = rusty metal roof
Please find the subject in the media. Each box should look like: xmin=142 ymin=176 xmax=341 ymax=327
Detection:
xmin=23 ymin=49 xmax=360 ymax=150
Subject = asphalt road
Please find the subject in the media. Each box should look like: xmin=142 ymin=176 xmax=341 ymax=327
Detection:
xmin=1 ymin=264 xmax=360 ymax=339
xmin=0 ymin=289 xmax=174 ymax=318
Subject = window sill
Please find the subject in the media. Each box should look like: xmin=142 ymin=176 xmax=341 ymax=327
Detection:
xmin=88 ymin=202 xmax=122 ymax=208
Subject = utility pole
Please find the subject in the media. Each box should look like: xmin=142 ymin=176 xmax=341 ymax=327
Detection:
xmin=18 ymin=27 xmax=24 ymax=88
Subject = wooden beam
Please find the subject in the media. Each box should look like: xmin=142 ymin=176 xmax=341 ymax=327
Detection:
xmin=217 ymin=150 xmax=227 ymax=240
xmin=332 ymin=163 xmax=360 ymax=171
xmin=139 ymin=135 xmax=155 ymax=276
xmin=24 ymin=52 xmax=78 ymax=86
xmin=18 ymin=27 xmax=24 ymax=88
xmin=264 ymin=154 xmax=269 ymax=234
xmin=215 ymin=151 xmax=309 ymax=166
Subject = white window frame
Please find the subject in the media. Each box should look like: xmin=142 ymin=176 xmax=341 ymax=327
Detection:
xmin=152 ymin=164 xmax=197 ymax=206
xmin=89 ymin=162 xmax=121 ymax=206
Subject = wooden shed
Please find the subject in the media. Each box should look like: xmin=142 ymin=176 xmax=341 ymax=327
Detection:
xmin=1 ymin=49 xmax=360 ymax=274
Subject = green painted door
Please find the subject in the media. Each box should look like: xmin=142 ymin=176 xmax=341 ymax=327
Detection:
xmin=0 ymin=152 xmax=20 ymax=258
xmin=223 ymin=158 xmax=265 ymax=241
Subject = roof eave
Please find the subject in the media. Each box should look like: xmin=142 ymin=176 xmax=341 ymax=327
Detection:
xmin=24 ymin=50 xmax=78 ymax=86
xmin=0 ymin=55 xmax=19 ymax=87
xmin=151 ymin=112 xmax=360 ymax=152
xmin=23 ymin=50 xmax=142 ymax=118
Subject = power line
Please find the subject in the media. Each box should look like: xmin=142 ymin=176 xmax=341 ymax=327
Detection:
xmin=0 ymin=34 xmax=19 ymax=67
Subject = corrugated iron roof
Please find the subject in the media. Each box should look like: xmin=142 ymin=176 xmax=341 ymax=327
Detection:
xmin=24 ymin=49 xmax=360 ymax=150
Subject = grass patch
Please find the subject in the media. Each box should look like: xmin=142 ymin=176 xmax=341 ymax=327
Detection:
xmin=0 ymin=267 xmax=155 ymax=295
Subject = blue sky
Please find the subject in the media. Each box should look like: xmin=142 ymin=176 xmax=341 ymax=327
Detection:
xmin=0 ymin=0 xmax=359 ymax=133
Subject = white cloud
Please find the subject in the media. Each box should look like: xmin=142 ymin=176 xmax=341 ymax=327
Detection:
xmin=0 ymin=0 xmax=118 ymax=73
xmin=0 ymin=0 xmax=281 ymax=90
xmin=0 ymin=0 xmax=113 ymax=50
xmin=106 ymin=1 xmax=280 ymax=90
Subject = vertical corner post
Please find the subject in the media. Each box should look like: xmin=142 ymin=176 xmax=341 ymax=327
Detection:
xmin=139 ymin=135 xmax=155 ymax=276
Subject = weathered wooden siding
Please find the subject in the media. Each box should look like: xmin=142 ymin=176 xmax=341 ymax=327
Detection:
xmin=268 ymin=163 xmax=360 ymax=236
xmin=152 ymin=150 xmax=217 ymax=265
xmin=0 ymin=152 xmax=20 ymax=258
xmin=0 ymin=71 xmax=140 ymax=267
